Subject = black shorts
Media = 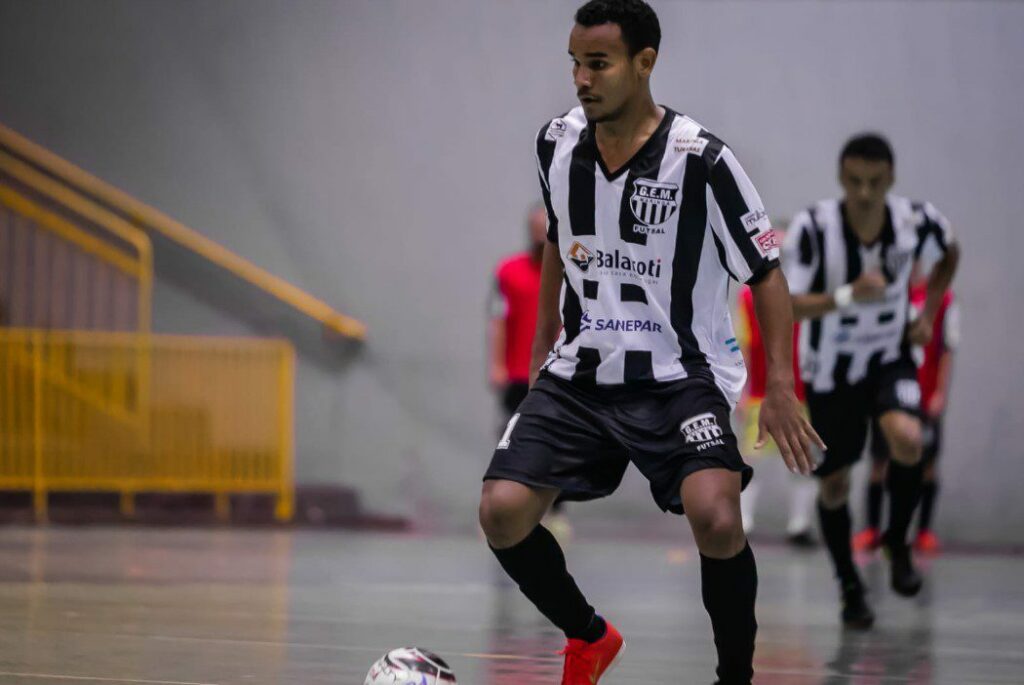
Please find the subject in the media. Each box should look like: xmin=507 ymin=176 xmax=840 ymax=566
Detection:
xmin=483 ymin=371 xmax=752 ymax=515
xmin=870 ymin=414 xmax=942 ymax=465
xmin=808 ymin=355 xmax=922 ymax=477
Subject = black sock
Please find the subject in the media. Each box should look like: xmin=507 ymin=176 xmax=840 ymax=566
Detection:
xmin=867 ymin=481 xmax=884 ymax=530
xmin=886 ymin=461 xmax=923 ymax=547
xmin=918 ymin=480 xmax=938 ymax=532
xmin=701 ymin=542 xmax=757 ymax=685
xmin=490 ymin=525 xmax=603 ymax=641
xmin=817 ymin=500 xmax=860 ymax=587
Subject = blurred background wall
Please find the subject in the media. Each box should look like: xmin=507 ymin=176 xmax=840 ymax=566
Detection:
xmin=1 ymin=0 xmax=1021 ymax=543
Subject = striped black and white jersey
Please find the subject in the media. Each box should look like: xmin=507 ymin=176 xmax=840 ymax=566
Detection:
xmin=536 ymin=106 xmax=779 ymax=405
xmin=782 ymin=196 xmax=953 ymax=393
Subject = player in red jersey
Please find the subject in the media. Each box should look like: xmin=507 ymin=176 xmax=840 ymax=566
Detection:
xmin=735 ymin=249 xmax=817 ymax=547
xmin=489 ymin=204 xmax=546 ymax=407
xmin=854 ymin=281 xmax=958 ymax=553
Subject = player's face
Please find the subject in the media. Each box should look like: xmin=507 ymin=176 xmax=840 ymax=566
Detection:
xmin=568 ymin=23 xmax=652 ymax=123
xmin=528 ymin=207 xmax=548 ymax=247
xmin=839 ymin=157 xmax=894 ymax=213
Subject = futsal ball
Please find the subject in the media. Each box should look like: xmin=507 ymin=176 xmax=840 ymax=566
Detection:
xmin=364 ymin=647 xmax=457 ymax=685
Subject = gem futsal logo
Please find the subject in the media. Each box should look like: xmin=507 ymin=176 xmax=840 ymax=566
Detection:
xmin=680 ymin=412 xmax=726 ymax=452
xmin=630 ymin=178 xmax=679 ymax=235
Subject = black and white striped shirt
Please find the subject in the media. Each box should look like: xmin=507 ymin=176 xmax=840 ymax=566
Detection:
xmin=782 ymin=196 xmax=953 ymax=393
xmin=536 ymin=106 xmax=779 ymax=404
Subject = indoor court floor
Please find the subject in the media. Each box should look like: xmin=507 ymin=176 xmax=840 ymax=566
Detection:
xmin=0 ymin=526 xmax=1022 ymax=684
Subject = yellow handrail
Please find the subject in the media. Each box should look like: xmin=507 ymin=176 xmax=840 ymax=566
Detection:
xmin=0 ymin=121 xmax=366 ymax=341
xmin=0 ymin=182 xmax=152 ymax=333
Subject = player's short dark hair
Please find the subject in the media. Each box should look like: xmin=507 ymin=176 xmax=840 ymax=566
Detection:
xmin=575 ymin=0 xmax=661 ymax=56
xmin=840 ymin=133 xmax=895 ymax=168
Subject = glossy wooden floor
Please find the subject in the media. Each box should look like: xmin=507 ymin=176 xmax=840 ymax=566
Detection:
xmin=0 ymin=526 xmax=1021 ymax=684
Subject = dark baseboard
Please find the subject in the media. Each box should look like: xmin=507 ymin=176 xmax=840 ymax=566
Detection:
xmin=0 ymin=485 xmax=410 ymax=531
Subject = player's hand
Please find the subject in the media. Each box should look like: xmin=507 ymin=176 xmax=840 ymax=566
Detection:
xmin=756 ymin=384 xmax=826 ymax=476
xmin=490 ymin=365 xmax=508 ymax=390
xmin=926 ymin=392 xmax=945 ymax=418
xmin=908 ymin=314 xmax=933 ymax=346
xmin=852 ymin=271 xmax=888 ymax=303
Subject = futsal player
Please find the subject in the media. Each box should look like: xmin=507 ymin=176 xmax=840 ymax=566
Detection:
xmin=479 ymin=2 xmax=822 ymax=683
xmin=783 ymin=133 xmax=959 ymax=628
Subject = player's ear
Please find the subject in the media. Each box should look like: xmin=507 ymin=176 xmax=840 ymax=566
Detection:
xmin=884 ymin=165 xmax=895 ymax=191
xmin=634 ymin=47 xmax=657 ymax=77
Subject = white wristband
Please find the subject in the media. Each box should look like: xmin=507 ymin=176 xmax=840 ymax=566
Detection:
xmin=833 ymin=284 xmax=854 ymax=310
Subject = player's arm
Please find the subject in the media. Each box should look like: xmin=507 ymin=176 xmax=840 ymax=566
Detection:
xmin=750 ymin=267 xmax=826 ymax=475
xmin=790 ymin=272 xmax=889 ymax=320
xmin=909 ymin=204 xmax=959 ymax=345
xmin=529 ymin=240 xmax=564 ymax=386
xmin=910 ymin=242 xmax=960 ymax=345
xmin=780 ymin=211 xmax=887 ymax=320
xmin=487 ymin=278 xmax=509 ymax=389
xmin=488 ymin=319 xmax=508 ymax=389
xmin=928 ymin=298 xmax=959 ymax=417
xmin=702 ymin=145 xmax=824 ymax=473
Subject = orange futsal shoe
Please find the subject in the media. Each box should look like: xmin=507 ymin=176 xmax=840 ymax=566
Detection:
xmin=852 ymin=527 xmax=882 ymax=552
xmin=914 ymin=529 xmax=941 ymax=554
xmin=559 ymin=620 xmax=625 ymax=685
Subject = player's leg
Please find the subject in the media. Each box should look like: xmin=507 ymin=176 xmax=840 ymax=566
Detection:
xmin=479 ymin=480 xmax=605 ymax=639
xmin=481 ymin=375 xmax=627 ymax=682
xmin=807 ymin=387 xmax=874 ymax=628
xmin=855 ymin=421 xmax=888 ymax=551
xmin=681 ymin=468 xmax=756 ymax=685
xmin=737 ymin=399 xmax=761 ymax=535
xmin=915 ymin=418 xmax=942 ymax=552
xmin=817 ymin=466 xmax=875 ymax=628
xmin=621 ymin=377 xmax=755 ymax=684
xmin=877 ymin=407 xmax=924 ymax=595
xmin=785 ymin=475 xmax=819 ymax=546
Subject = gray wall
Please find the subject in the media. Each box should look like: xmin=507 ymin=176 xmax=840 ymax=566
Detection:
xmin=1 ymin=0 xmax=1022 ymax=543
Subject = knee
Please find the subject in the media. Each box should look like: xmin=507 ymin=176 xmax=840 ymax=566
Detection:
xmin=819 ymin=470 xmax=850 ymax=508
xmin=888 ymin=426 xmax=922 ymax=465
xmin=690 ymin=501 xmax=745 ymax=557
xmin=478 ymin=481 xmax=534 ymax=548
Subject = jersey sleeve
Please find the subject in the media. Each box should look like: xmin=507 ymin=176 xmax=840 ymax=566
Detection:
xmin=536 ymin=122 xmax=559 ymax=243
xmin=705 ymin=143 xmax=780 ymax=284
xmin=781 ymin=210 xmax=820 ymax=295
xmin=914 ymin=202 xmax=954 ymax=270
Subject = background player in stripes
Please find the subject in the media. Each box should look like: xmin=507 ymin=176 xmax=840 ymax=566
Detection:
xmin=479 ymin=2 xmax=823 ymax=683
xmin=783 ymin=133 xmax=960 ymax=629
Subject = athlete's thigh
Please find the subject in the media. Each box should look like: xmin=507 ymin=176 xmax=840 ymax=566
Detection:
xmin=612 ymin=375 xmax=751 ymax=515
xmin=807 ymin=386 xmax=870 ymax=477
xmin=483 ymin=374 xmax=629 ymax=503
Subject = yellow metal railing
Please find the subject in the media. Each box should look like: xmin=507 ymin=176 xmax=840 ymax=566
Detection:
xmin=0 ymin=183 xmax=152 ymax=332
xmin=0 ymin=122 xmax=365 ymax=340
xmin=0 ymin=329 xmax=294 ymax=521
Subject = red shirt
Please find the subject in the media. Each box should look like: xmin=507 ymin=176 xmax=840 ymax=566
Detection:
xmin=494 ymin=253 xmax=542 ymax=383
xmin=737 ymin=285 xmax=805 ymax=401
xmin=911 ymin=285 xmax=956 ymax=408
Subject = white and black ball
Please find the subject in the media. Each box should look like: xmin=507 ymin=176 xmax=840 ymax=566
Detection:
xmin=364 ymin=647 xmax=457 ymax=685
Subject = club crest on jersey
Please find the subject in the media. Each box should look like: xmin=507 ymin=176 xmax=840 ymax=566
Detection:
xmin=567 ymin=241 xmax=595 ymax=272
xmin=680 ymin=412 xmax=726 ymax=452
xmin=630 ymin=178 xmax=679 ymax=234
